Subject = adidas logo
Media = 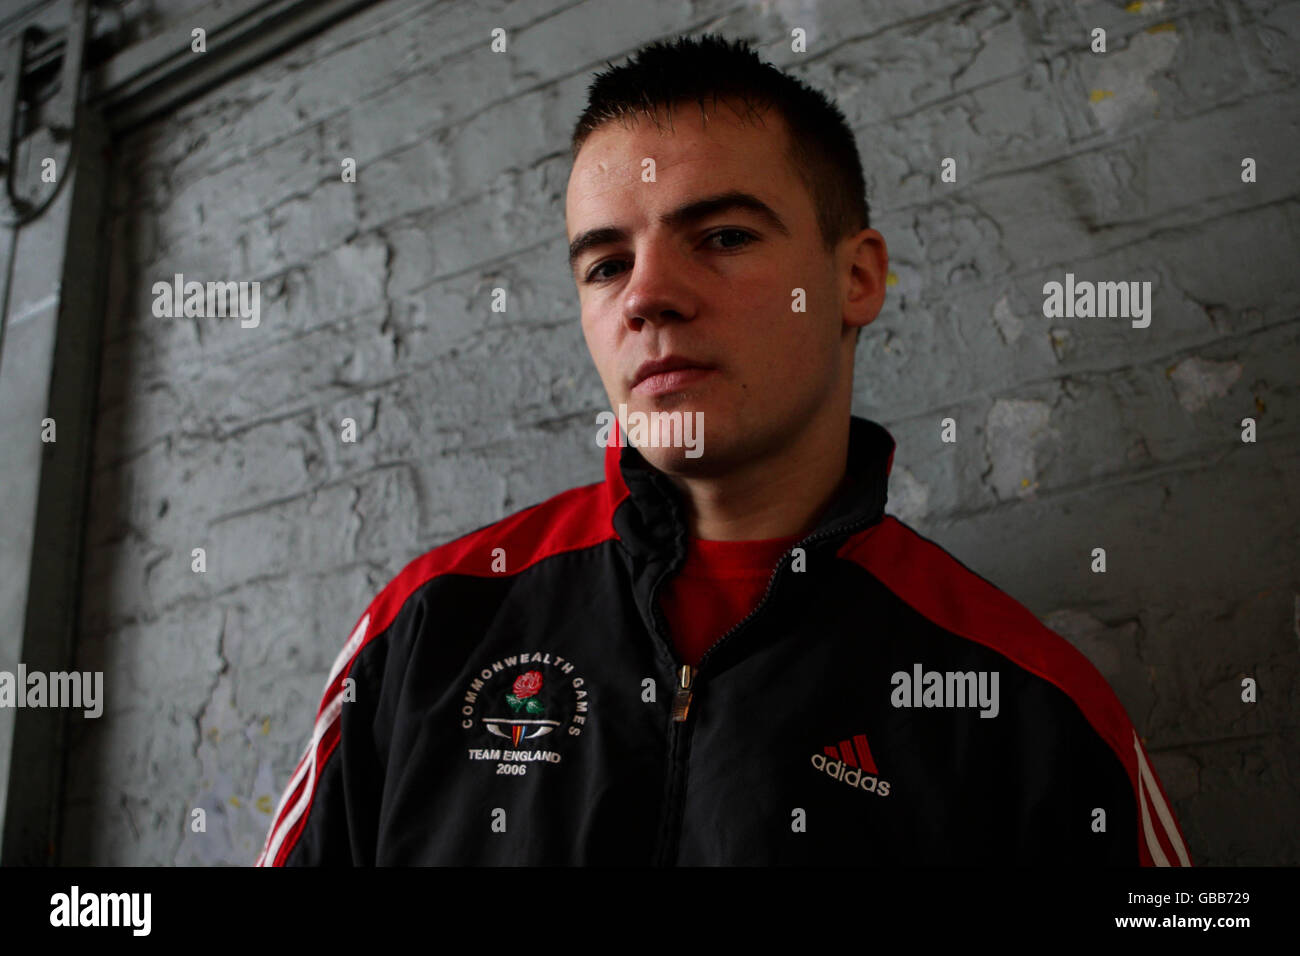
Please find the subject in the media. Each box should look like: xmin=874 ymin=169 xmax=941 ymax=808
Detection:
xmin=810 ymin=733 xmax=891 ymax=797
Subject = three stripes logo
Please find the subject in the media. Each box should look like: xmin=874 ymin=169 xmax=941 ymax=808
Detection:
xmin=810 ymin=732 xmax=891 ymax=797
xmin=257 ymin=611 xmax=374 ymax=867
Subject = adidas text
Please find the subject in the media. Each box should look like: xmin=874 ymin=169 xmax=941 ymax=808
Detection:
xmin=810 ymin=753 xmax=891 ymax=796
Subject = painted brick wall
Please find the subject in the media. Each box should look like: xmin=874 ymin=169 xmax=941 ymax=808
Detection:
xmin=58 ymin=0 xmax=1299 ymax=864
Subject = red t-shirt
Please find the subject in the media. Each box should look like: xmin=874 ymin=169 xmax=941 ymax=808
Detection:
xmin=657 ymin=533 xmax=805 ymax=667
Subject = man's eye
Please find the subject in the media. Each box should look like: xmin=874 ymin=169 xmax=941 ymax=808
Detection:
xmin=583 ymin=230 xmax=756 ymax=283
xmin=585 ymin=259 xmax=627 ymax=283
xmin=707 ymin=228 xmax=755 ymax=249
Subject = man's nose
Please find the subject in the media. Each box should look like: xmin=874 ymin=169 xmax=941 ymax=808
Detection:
xmin=621 ymin=239 xmax=696 ymax=328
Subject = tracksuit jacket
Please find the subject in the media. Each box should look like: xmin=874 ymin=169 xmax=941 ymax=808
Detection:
xmin=256 ymin=415 xmax=1192 ymax=866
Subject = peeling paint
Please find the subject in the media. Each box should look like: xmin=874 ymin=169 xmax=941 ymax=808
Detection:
xmin=1167 ymin=357 xmax=1243 ymax=413
xmin=1088 ymin=30 xmax=1179 ymax=128
xmin=992 ymin=294 xmax=1026 ymax=345
xmin=886 ymin=466 xmax=930 ymax=524
xmin=984 ymin=399 xmax=1056 ymax=500
xmin=1048 ymin=327 xmax=1074 ymax=362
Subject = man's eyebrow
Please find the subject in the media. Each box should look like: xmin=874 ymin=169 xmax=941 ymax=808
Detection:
xmin=567 ymin=190 xmax=791 ymax=272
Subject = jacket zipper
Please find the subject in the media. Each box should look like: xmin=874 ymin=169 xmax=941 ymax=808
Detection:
xmin=670 ymin=664 xmax=694 ymax=721
xmin=651 ymin=511 xmax=883 ymax=865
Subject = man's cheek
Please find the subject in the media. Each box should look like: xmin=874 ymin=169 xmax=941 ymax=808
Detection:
xmin=578 ymin=311 xmax=609 ymax=353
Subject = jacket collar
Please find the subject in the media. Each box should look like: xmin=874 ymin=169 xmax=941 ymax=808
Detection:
xmin=601 ymin=414 xmax=896 ymax=560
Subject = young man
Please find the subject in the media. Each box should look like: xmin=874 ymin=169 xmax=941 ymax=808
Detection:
xmin=257 ymin=35 xmax=1190 ymax=866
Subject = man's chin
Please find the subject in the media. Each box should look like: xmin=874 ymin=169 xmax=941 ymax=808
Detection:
xmin=632 ymin=428 xmax=742 ymax=478
xmin=635 ymin=442 xmax=706 ymax=473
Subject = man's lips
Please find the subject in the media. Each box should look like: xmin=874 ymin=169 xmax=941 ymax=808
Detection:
xmin=632 ymin=366 xmax=716 ymax=397
xmin=631 ymin=357 xmax=717 ymax=396
xmin=632 ymin=356 xmax=715 ymax=385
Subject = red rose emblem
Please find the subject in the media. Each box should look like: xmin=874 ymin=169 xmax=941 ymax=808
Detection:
xmin=512 ymin=670 xmax=544 ymax=699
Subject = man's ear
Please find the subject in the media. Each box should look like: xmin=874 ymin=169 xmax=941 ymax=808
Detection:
xmin=842 ymin=228 xmax=888 ymax=338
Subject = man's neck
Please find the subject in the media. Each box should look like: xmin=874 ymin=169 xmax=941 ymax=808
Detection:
xmin=664 ymin=414 xmax=851 ymax=542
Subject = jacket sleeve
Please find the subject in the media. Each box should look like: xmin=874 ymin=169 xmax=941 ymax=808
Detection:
xmin=1012 ymin=672 xmax=1193 ymax=866
xmin=1123 ymin=727 xmax=1193 ymax=866
xmin=255 ymin=610 xmax=389 ymax=866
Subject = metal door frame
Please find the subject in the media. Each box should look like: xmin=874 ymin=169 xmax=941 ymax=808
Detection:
xmin=0 ymin=0 xmax=381 ymax=866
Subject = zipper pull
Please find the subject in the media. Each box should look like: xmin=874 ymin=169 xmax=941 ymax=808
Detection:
xmin=671 ymin=664 xmax=695 ymax=722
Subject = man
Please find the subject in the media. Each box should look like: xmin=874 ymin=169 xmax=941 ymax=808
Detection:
xmin=256 ymin=35 xmax=1190 ymax=866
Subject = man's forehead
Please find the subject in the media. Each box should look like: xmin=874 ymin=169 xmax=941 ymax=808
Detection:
xmin=567 ymin=106 xmax=791 ymax=210
xmin=570 ymin=148 xmax=720 ymax=197
xmin=577 ymin=123 xmax=750 ymax=174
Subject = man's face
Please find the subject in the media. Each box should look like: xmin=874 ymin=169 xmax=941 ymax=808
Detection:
xmin=565 ymin=102 xmax=869 ymax=477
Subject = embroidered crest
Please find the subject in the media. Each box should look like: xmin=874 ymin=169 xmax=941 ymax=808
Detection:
xmin=459 ymin=652 xmax=588 ymax=775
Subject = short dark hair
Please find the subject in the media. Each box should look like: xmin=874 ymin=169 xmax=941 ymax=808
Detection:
xmin=570 ymin=34 xmax=871 ymax=255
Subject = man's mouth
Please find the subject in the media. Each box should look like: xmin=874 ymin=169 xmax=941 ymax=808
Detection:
xmin=631 ymin=357 xmax=717 ymax=397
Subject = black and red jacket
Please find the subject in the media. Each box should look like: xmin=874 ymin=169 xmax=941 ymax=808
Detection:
xmin=256 ymin=415 xmax=1191 ymax=865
